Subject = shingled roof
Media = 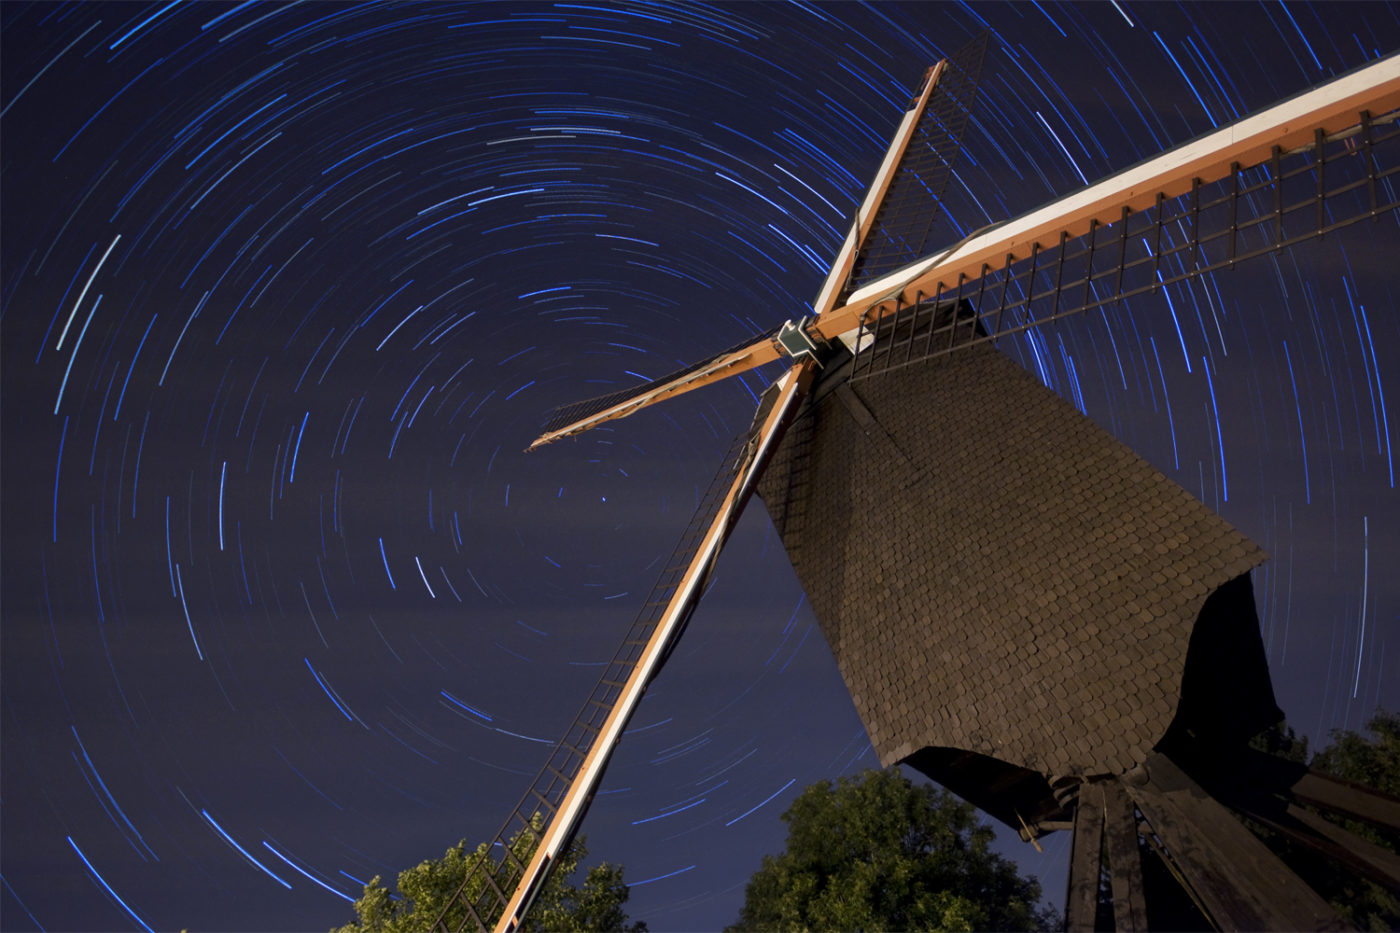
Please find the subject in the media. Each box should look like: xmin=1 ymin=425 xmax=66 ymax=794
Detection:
xmin=756 ymin=323 xmax=1268 ymax=791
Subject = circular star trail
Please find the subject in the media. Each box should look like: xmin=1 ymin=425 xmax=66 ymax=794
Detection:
xmin=2 ymin=3 xmax=1398 ymax=930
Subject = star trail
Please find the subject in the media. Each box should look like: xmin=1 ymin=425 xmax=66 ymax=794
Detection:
xmin=2 ymin=2 xmax=1398 ymax=930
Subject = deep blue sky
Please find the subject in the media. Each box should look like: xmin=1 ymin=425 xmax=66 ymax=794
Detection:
xmin=3 ymin=2 xmax=1398 ymax=930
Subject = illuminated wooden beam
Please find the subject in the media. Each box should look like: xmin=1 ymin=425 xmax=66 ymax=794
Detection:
xmin=811 ymin=61 xmax=945 ymax=318
xmin=813 ymin=52 xmax=1400 ymax=344
xmin=526 ymin=340 xmax=783 ymax=449
xmin=528 ymin=59 xmax=951 ymax=450
xmin=498 ymin=361 xmax=813 ymax=931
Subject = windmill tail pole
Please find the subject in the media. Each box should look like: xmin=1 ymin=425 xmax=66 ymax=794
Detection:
xmin=486 ymin=361 xmax=815 ymax=933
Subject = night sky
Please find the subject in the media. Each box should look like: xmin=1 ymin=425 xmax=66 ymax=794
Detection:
xmin=3 ymin=2 xmax=1398 ymax=931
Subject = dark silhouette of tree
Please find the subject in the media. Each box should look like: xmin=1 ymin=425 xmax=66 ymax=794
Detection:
xmin=726 ymin=768 xmax=1056 ymax=932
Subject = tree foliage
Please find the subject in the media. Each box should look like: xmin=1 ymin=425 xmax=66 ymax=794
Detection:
xmin=1311 ymin=708 xmax=1399 ymax=798
xmin=332 ymin=815 xmax=645 ymax=933
xmin=726 ymin=768 xmax=1056 ymax=932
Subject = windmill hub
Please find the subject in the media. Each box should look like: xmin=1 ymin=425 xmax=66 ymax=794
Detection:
xmin=775 ymin=318 xmax=831 ymax=366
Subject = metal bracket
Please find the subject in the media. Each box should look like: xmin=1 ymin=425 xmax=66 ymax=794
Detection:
xmin=775 ymin=318 xmax=829 ymax=366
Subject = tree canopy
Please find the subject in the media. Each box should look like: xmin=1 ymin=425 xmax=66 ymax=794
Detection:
xmin=331 ymin=712 xmax=1396 ymax=932
xmin=332 ymin=816 xmax=645 ymax=933
xmin=1311 ymin=708 xmax=1398 ymax=799
xmin=726 ymin=768 xmax=1056 ymax=932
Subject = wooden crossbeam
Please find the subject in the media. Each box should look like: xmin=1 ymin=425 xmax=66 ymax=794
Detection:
xmin=1129 ymin=753 xmax=1346 ymax=932
xmin=1066 ymin=782 xmax=1105 ymax=932
xmin=1101 ymin=780 xmax=1148 ymax=932
xmin=1289 ymin=770 xmax=1400 ymax=834
xmin=1183 ymin=745 xmax=1400 ymax=895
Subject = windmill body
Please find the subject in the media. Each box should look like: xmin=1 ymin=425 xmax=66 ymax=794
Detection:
xmin=450 ymin=45 xmax=1400 ymax=933
xmin=754 ymin=313 xmax=1271 ymax=793
xmin=753 ymin=308 xmax=1327 ymax=929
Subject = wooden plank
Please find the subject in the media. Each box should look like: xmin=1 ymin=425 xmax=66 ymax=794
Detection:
xmin=1066 ymin=782 xmax=1105 ymax=932
xmin=1237 ymin=747 xmax=1400 ymax=832
xmin=1283 ymin=803 xmax=1400 ymax=892
xmin=1130 ymin=753 xmax=1347 ymax=931
xmin=1101 ymin=780 xmax=1149 ymax=932
xmin=1291 ymin=771 xmax=1400 ymax=833
xmin=1207 ymin=761 xmax=1400 ymax=892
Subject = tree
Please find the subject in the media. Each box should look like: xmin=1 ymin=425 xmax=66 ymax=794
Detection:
xmin=332 ymin=815 xmax=646 ymax=933
xmin=726 ymin=768 xmax=1056 ymax=932
xmin=1310 ymin=708 xmax=1399 ymax=799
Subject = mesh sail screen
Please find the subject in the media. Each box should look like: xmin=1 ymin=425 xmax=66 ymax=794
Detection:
xmin=846 ymin=31 xmax=990 ymax=294
xmin=434 ymin=428 xmax=753 ymax=931
xmin=850 ymin=108 xmax=1400 ymax=382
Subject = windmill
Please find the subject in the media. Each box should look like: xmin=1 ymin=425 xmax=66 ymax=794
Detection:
xmin=435 ymin=37 xmax=1400 ymax=932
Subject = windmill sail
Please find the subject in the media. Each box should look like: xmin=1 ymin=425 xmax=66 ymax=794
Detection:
xmin=845 ymin=30 xmax=989 ymax=294
xmin=441 ymin=365 xmax=814 ymax=933
xmin=530 ymin=52 xmax=1400 ymax=450
xmin=530 ymin=39 xmax=980 ymax=449
xmin=812 ymin=52 xmax=1400 ymax=356
xmin=846 ymin=95 xmax=1400 ymax=381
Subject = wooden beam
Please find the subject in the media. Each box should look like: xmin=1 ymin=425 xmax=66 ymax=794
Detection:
xmin=1214 ymin=770 xmax=1400 ymax=893
xmin=493 ymin=361 xmax=813 ymax=931
xmin=1102 ymin=780 xmax=1149 ymax=932
xmin=1190 ymin=748 xmax=1400 ymax=893
xmin=1285 ymin=802 xmax=1400 ymax=892
xmin=1129 ymin=753 xmax=1347 ymax=931
xmin=526 ymin=339 xmax=782 ymax=449
xmin=1233 ymin=747 xmax=1400 ymax=834
xmin=1066 ymin=782 xmax=1105 ymax=933
xmin=1290 ymin=771 xmax=1400 ymax=835
xmin=810 ymin=60 xmax=945 ymax=319
xmin=814 ymin=53 xmax=1400 ymax=345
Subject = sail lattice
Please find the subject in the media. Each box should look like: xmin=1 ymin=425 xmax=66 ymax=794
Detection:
xmin=849 ymin=108 xmax=1400 ymax=381
xmin=846 ymin=31 xmax=990 ymax=294
xmin=434 ymin=428 xmax=754 ymax=932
